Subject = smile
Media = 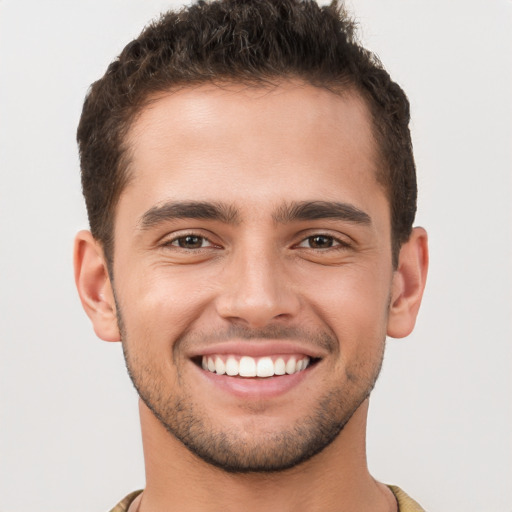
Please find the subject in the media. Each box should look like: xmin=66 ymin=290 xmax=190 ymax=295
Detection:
xmin=201 ymin=355 xmax=313 ymax=378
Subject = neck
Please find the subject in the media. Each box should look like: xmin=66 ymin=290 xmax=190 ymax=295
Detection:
xmin=136 ymin=399 xmax=396 ymax=512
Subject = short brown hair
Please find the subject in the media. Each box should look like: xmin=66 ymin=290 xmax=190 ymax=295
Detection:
xmin=77 ymin=0 xmax=417 ymax=266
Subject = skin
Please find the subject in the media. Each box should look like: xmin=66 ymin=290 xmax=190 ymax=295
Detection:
xmin=75 ymin=81 xmax=428 ymax=512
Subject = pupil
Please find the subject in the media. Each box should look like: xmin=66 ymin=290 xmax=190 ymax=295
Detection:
xmin=179 ymin=236 xmax=202 ymax=248
xmin=310 ymin=235 xmax=332 ymax=248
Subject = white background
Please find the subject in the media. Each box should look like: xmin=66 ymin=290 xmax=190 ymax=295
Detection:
xmin=0 ymin=1 xmax=510 ymax=510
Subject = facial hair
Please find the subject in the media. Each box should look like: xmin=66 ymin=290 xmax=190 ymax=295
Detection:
xmin=116 ymin=300 xmax=385 ymax=473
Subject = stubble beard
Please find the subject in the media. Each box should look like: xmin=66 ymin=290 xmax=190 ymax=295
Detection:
xmin=116 ymin=303 xmax=385 ymax=474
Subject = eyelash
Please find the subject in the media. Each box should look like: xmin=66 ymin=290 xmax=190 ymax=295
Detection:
xmin=162 ymin=233 xmax=351 ymax=251
xmin=295 ymin=234 xmax=351 ymax=250
xmin=164 ymin=234 xmax=216 ymax=250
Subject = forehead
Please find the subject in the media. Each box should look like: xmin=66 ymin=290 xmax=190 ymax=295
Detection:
xmin=120 ymin=81 xmax=385 ymax=221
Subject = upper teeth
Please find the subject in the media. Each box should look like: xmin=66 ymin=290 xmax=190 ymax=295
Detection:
xmin=201 ymin=355 xmax=311 ymax=378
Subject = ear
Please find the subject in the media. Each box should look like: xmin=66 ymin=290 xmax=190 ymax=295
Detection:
xmin=74 ymin=230 xmax=121 ymax=342
xmin=387 ymin=227 xmax=429 ymax=338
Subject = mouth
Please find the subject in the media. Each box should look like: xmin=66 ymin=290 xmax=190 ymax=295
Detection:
xmin=194 ymin=354 xmax=320 ymax=378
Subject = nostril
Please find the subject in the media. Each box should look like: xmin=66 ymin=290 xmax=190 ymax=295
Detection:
xmin=214 ymin=280 xmax=301 ymax=328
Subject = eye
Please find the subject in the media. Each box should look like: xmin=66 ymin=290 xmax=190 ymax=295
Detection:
xmin=297 ymin=234 xmax=349 ymax=249
xmin=169 ymin=235 xmax=213 ymax=249
xmin=307 ymin=235 xmax=334 ymax=249
xmin=298 ymin=235 xmax=340 ymax=249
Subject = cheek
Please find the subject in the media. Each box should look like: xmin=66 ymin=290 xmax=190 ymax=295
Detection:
xmin=117 ymin=268 xmax=213 ymax=350
xmin=304 ymin=264 xmax=392 ymax=344
xmin=307 ymin=271 xmax=389 ymax=389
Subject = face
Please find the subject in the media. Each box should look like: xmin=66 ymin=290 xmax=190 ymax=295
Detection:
xmin=111 ymin=82 xmax=395 ymax=472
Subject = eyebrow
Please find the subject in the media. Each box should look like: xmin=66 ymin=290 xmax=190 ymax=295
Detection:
xmin=138 ymin=201 xmax=240 ymax=230
xmin=138 ymin=199 xmax=371 ymax=231
xmin=273 ymin=201 xmax=372 ymax=225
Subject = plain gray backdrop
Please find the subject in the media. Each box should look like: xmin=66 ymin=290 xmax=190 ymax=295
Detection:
xmin=0 ymin=1 xmax=511 ymax=510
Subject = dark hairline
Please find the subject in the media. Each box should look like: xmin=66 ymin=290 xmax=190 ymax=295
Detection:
xmin=78 ymin=0 xmax=416 ymax=274
xmin=103 ymin=78 xmax=393 ymax=270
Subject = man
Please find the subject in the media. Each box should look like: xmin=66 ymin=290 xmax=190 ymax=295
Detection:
xmin=74 ymin=0 xmax=428 ymax=510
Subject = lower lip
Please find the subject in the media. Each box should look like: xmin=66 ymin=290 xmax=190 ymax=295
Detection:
xmin=197 ymin=363 xmax=315 ymax=399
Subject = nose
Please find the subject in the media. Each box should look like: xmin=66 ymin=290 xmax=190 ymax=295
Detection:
xmin=214 ymin=244 xmax=301 ymax=328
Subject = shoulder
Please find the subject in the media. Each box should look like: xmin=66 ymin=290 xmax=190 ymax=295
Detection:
xmin=388 ymin=485 xmax=426 ymax=512
xmin=108 ymin=490 xmax=143 ymax=512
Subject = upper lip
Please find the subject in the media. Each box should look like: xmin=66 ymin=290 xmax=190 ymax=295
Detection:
xmin=187 ymin=340 xmax=326 ymax=359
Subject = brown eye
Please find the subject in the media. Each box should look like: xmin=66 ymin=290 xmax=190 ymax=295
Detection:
xmin=174 ymin=235 xmax=208 ymax=249
xmin=307 ymin=235 xmax=334 ymax=248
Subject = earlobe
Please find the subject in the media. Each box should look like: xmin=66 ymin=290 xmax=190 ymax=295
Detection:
xmin=73 ymin=230 xmax=121 ymax=342
xmin=387 ymin=227 xmax=429 ymax=339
